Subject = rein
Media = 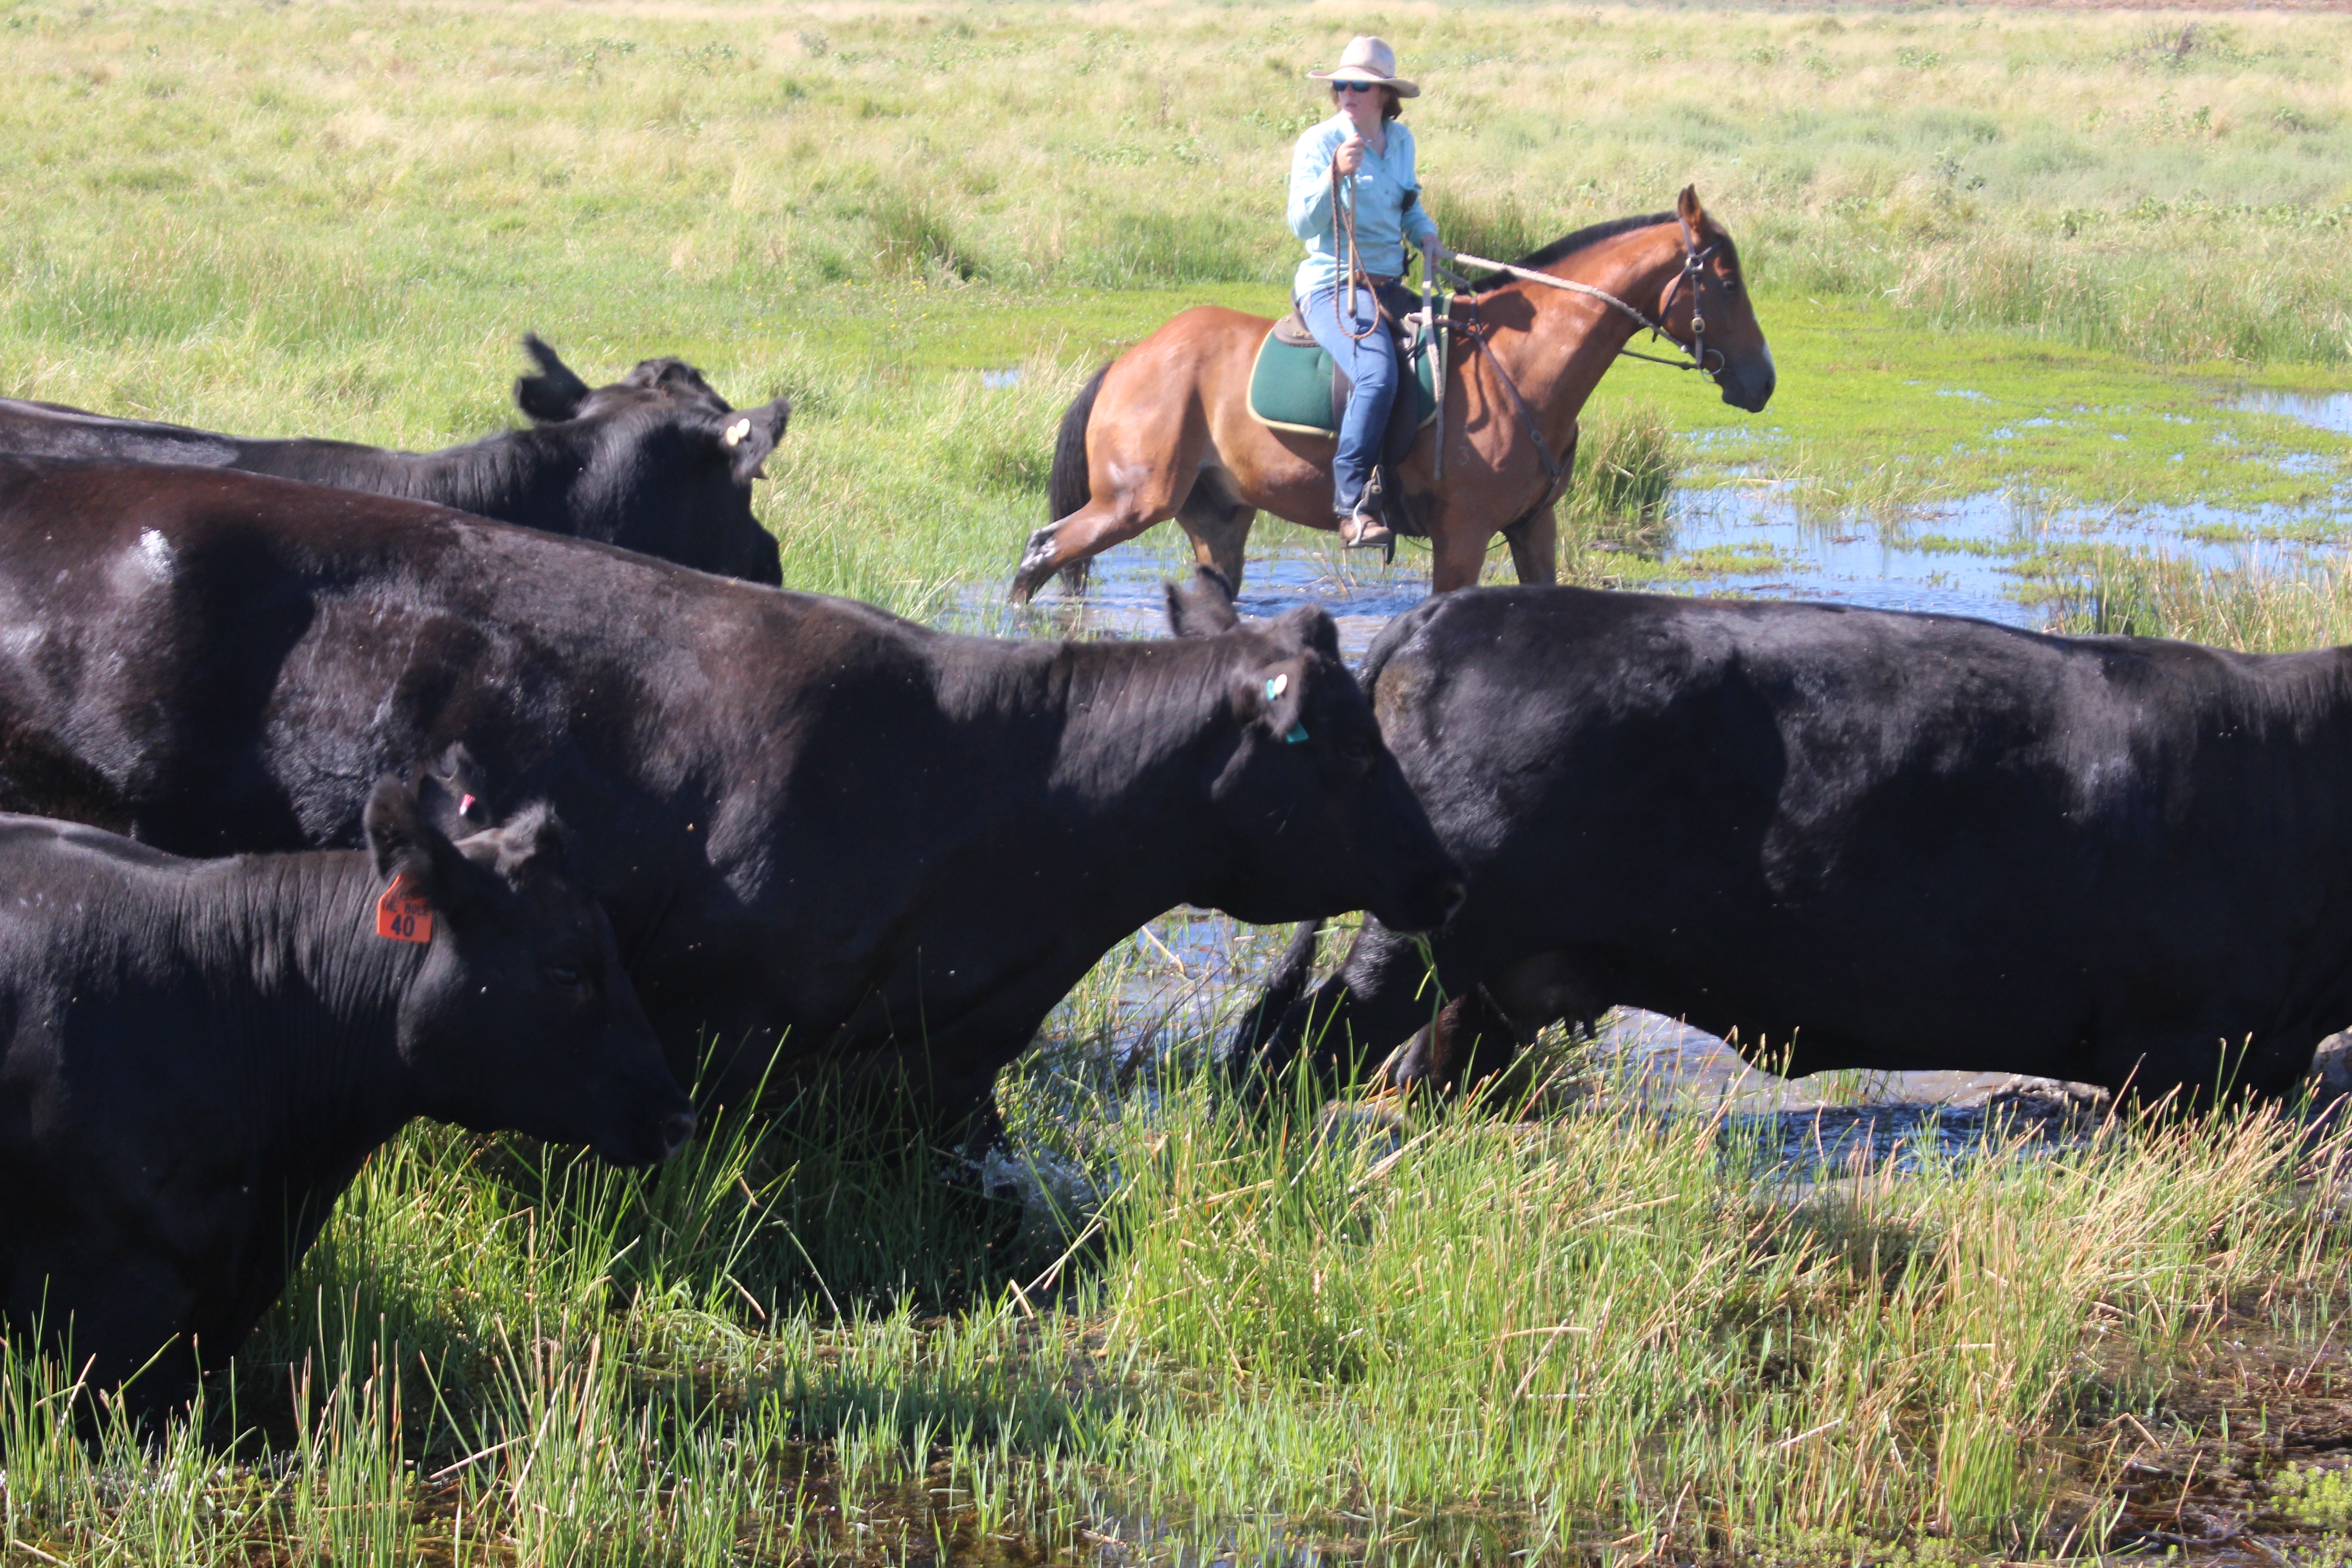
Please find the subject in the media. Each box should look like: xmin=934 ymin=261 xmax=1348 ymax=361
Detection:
xmin=1329 ymin=162 xmax=1382 ymax=344
xmin=1435 ymin=217 xmax=1728 ymax=532
xmin=1444 ymin=215 xmax=1727 ymax=382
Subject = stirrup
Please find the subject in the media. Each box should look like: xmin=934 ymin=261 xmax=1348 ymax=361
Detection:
xmin=1338 ymin=510 xmax=1394 ymax=550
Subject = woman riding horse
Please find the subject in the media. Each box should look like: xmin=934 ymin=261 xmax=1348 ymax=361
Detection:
xmin=1290 ymin=36 xmax=1441 ymax=552
xmin=1011 ymin=118 xmax=1776 ymax=599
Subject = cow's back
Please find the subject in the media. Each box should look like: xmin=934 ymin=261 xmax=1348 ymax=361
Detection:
xmin=0 ymin=458 xmax=961 ymax=1075
xmin=0 ymin=398 xmax=240 ymax=467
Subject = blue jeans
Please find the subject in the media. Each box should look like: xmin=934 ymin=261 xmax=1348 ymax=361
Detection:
xmin=1298 ymin=284 xmax=1397 ymax=518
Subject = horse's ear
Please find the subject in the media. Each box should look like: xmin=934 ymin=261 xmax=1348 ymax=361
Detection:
xmin=1676 ymin=186 xmax=1707 ymax=233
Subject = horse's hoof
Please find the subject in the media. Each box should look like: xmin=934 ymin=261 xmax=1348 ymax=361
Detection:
xmin=1011 ymin=526 xmax=1061 ymax=601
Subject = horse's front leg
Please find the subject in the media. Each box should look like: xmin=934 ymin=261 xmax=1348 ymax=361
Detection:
xmin=1504 ymin=504 xmax=1559 ymax=586
xmin=1430 ymin=526 xmax=1493 ymax=592
xmin=1177 ymin=490 xmax=1258 ymax=593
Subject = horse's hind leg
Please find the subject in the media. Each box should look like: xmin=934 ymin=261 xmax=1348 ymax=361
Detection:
xmin=1391 ymin=946 xmax=1606 ymax=1096
xmin=1013 ymin=375 xmax=1208 ymax=602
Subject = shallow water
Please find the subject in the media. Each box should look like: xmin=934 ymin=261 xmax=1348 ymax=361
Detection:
xmin=1000 ymin=410 xmax=2352 ymax=1159
xmin=1662 ymin=483 xmax=2352 ymax=626
xmin=2238 ymin=387 xmax=2352 ymax=437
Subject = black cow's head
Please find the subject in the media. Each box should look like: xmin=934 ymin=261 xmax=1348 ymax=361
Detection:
xmin=512 ymin=334 xmax=789 ymax=586
xmin=1165 ymin=568 xmax=1462 ymax=932
xmin=362 ymin=777 xmax=694 ymax=1166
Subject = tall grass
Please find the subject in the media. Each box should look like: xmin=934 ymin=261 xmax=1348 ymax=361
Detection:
xmin=2043 ymin=549 xmax=2352 ymax=651
xmin=9 ymin=1020 xmax=2352 ymax=1563
xmin=8 ymin=4 xmax=2341 ymax=362
xmin=1094 ymin=1068 xmax=2352 ymax=1559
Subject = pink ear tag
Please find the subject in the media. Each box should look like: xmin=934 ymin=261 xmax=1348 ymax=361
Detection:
xmin=459 ymin=793 xmax=478 ymax=815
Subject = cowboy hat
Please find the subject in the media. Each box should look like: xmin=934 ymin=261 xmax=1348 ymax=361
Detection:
xmin=1308 ymin=36 xmax=1420 ymax=98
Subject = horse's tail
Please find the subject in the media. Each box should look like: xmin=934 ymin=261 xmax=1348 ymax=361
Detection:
xmin=1048 ymin=363 xmax=1110 ymax=524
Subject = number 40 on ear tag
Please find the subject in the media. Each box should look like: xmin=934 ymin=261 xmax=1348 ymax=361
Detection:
xmin=375 ymin=875 xmax=434 ymax=944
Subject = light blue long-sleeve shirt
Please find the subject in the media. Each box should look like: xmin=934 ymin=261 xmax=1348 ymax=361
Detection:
xmin=1287 ymin=112 xmax=1439 ymax=301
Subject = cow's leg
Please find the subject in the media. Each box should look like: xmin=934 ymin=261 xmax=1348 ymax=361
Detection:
xmin=16 ymin=1251 xmax=203 ymax=1420
xmin=1504 ymin=504 xmax=1560 ymax=586
xmin=1429 ymin=526 xmax=1491 ymax=594
xmin=2095 ymin=1021 xmax=2316 ymax=1110
xmin=1253 ymin=920 xmax=1461 ymax=1088
xmin=1391 ymin=947 xmax=1604 ymax=1096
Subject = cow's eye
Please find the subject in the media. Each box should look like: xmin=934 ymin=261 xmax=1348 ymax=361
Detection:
xmin=1338 ymin=734 xmax=1375 ymax=767
xmin=546 ymin=964 xmax=584 ymax=988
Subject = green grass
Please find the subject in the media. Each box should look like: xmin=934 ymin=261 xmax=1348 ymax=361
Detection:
xmin=15 ymin=1006 xmax=2352 ymax=1564
xmin=12 ymin=4 xmax=2352 ymax=1563
xmin=5 ymin=1 xmax=2351 ymax=612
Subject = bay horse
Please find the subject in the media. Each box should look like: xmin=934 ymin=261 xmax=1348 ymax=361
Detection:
xmin=1012 ymin=187 xmax=1774 ymax=600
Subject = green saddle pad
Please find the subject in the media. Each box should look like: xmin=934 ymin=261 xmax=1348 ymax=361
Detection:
xmin=1247 ymin=328 xmax=1440 ymax=439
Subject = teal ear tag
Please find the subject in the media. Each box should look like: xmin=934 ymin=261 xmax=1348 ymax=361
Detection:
xmin=1266 ymin=674 xmax=1305 ymax=741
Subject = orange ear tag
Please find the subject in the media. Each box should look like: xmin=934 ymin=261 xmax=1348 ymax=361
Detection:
xmin=375 ymin=874 xmax=434 ymax=944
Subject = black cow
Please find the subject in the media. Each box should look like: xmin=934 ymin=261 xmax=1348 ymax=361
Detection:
xmin=0 ymin=465 xmax=1462 ymax=1134
xmin=1231 ymin=584 xmax=2352 ymax=1104
xmin=0 ymin=336 xmax=787 ymax=583
xmin=0 ymin=778 xmax=690 ymax=1412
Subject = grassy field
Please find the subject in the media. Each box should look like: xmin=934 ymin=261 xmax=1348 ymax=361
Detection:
xmin=10 ymin=2 xmax=2352 ymax=1564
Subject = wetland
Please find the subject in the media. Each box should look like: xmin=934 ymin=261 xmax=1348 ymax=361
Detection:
xmin=8 ymin=2 xmax=2352 ymax=1562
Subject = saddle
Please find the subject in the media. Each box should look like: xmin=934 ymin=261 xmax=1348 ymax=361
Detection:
xmin=1248 ymin=281 xmax=1444 ymax=538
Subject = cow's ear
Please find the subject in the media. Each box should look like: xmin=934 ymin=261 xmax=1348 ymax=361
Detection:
xmin=711 ymin=396 xmax=790 ymax=483
xmin=515 ymin=334 xmax=594 ymax=424
xmin=1236 ymin=658 xmax=1309 ymax=743
xmin=1277 ymin=604 xmax=1341 ymax=660
xmin=485 ymin=801 xmax=573 ymax=884
xmin=1165 ymin=566 xmax=1240 ymax=637
xmin=364 ymin=776 xmax=480 ymax=912
xmin=417 ymin=742 xmax=494 ymax=837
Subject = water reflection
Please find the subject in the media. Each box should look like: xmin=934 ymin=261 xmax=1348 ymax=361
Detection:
xmin=2236 ymin=388 xmax=2352 ymax=437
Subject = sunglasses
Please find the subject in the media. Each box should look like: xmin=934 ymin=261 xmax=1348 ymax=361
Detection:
xmin=1331 ymin=81 xmax=1383 ymax=94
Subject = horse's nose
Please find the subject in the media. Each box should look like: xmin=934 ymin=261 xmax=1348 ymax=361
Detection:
xmin=1725 ymin=364 xmax=1775 ymax=413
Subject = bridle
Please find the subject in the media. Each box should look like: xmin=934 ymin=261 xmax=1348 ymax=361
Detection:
xmin=1646 ymin=211 xmax=1730 ymax=381
xmin=1434 ymin=215 xmax=1737 ymax=527
xmin=1443 ymin=213 xmax=1731 ymax=384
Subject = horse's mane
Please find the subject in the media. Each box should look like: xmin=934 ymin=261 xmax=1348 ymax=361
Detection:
xmin=1467 ymin=211 xmax=1678 ymax=291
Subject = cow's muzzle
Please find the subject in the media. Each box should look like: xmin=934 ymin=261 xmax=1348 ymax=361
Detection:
xmin=1377 ymin=874 xmax=1467 ymax=935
